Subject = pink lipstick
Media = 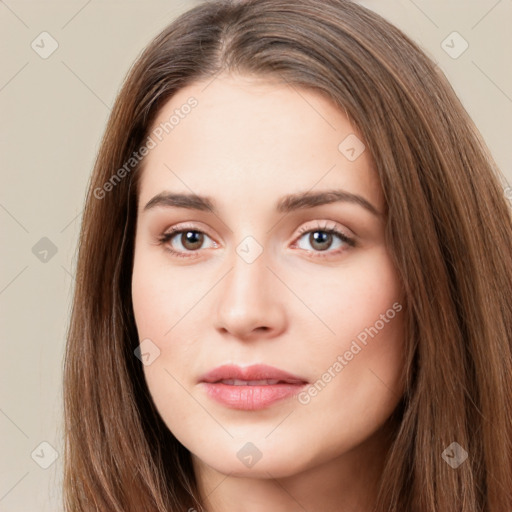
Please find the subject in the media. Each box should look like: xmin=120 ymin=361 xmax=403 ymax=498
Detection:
xmin=199 ymin=364 xmax=308 ymax=410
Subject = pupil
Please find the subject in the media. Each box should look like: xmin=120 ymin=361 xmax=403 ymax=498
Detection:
xmin=183 ymin=231 xmax=203 ymax=249
xmin=311 ymin=231 xmax=331 ymax=251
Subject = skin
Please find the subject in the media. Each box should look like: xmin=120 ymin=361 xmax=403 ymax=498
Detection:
xmin=131 ymin=72 xmax=406 ymax=512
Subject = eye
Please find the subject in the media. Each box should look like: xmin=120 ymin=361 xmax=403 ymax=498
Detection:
xmin=157 ymin=225 xmax=217 ymax=258
xmin=293 ymin=221 xmax=355 ymax=257
xmin=157 ymin=221 xmax=355 ymax=259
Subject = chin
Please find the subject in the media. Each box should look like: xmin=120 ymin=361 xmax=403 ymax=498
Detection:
xmin=190 ymin=438 xmax=319 ymax=479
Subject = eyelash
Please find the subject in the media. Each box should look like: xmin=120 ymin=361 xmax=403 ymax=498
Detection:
xmin=157 ymin=221 xmax=356 ymax=260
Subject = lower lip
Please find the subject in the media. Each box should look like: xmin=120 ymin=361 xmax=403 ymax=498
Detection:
xmin=201 ymin=382 xmax=307 ymax=410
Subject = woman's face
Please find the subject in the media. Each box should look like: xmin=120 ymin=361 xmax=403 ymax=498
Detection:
xmin=131 ymin=73 xmax=405 ymax=479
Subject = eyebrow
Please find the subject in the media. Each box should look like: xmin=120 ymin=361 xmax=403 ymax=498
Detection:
xmin=143 ymin=189 xmax=381 ymax=217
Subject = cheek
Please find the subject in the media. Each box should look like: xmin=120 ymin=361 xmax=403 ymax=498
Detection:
xmin=131 ymin=251 xmax=202 ymax=438
xmin=298 ymin=247 xmax=406 ymax=409
xmin=131 ymin=247 xmax=190 ymax=340
xmin=131 ymin=272 xmax=169 ymax=340
xmin=306 ymin=246 xmax=404 ymax=344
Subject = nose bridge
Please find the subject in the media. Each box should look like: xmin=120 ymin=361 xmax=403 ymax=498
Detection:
xmin=214 ymin=231 xmax=285 ymax=337
xmin=224 ymin=238 xmax=272 ymax=310
xmin=224 ymin=220 xmax=273 ymax=296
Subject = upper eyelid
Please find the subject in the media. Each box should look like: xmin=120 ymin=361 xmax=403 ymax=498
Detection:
xmin=162 ymin=220 xmax=348 ymax=235
xmin=296 ymin=219 xmax=352 ymax=235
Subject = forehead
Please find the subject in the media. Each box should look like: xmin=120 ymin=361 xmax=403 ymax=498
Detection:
xmin=136 ymin=73 xmax=383 ymax=213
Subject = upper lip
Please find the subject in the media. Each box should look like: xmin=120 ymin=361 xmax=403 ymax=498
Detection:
xmin=199 ymin=364 xmax=308 ymax=384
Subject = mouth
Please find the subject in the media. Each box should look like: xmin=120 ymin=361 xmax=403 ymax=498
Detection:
xmin=214 ymin=379 xmax=297 ymax=385
xmin=199 ymin=364 xmax=308 ymax=410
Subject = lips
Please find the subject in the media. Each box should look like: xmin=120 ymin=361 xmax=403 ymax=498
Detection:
xmin=199 ymin=364 xmax=308 ymax=410
xmin=218 ymin=379 xmax=283 ymax=386
xmin=199 ymin=364 xmax=308 ymax=385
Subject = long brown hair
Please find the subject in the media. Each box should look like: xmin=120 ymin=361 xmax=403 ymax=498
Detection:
xmin=62 ymin=1 xmax=512 ymax=510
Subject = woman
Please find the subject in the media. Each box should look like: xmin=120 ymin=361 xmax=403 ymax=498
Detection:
xmin=62 ymin=0 xmax=512 ymax=510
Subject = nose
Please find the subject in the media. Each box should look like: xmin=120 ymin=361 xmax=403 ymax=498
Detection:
xmin=214 ymin=248 xmax=287 ymax=341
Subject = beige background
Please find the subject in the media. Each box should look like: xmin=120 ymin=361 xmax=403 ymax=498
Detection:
xmin=1 ymin=0 xmax=511 ymax=510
